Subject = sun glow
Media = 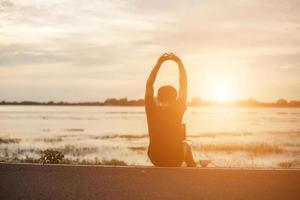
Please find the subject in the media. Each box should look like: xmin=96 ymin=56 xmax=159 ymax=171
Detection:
xmin=213 ymin=81 xmax=234 ymax=101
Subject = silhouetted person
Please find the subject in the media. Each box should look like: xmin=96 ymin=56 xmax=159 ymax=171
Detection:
xmin=145 ymin=53 xmax=196 ymax=167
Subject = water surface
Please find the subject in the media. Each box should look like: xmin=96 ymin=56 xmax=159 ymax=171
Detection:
xmin=1 ymin=106 xmax=300 ymax=167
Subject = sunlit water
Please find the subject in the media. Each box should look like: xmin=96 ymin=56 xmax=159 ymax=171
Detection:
xmin=1 ymin=106 xmax=300 ymax=168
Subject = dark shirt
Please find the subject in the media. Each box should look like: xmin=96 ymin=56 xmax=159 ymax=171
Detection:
xmin=145 ymin=96 xmax=186 ymax=167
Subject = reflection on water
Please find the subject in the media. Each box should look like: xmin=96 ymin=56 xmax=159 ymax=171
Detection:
xmin=0 ymin=106 xmax=300 ymax=168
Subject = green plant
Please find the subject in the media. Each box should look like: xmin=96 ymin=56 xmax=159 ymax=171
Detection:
xmin=40 ymin=149 xmax=64 ymax=164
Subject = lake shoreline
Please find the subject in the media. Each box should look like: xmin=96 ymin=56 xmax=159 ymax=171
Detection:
xmin=1 ymin=104 xmax=300 ymax=108
xmin=1 ymin=106 xmax=300 ymax=168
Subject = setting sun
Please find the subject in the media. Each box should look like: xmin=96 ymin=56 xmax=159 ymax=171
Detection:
xmin=1 ymin=1 xmax=300 ymax=199
xmin=213 ymin=82 xmax=234 ymax=101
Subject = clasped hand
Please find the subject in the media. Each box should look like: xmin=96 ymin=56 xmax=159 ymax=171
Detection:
xmin=157 ymin=52 xmax=182 ymax=65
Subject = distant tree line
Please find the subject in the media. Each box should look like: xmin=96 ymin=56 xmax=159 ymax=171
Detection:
xmin=0 ymin=98 xmax=144 ymax=107
xmin=1 ymin=97 xmax=300 ymax=107
xmin=0 ymin=101 xmax=104 ymax=106
xmin=189 ymin=97 xmax=300 ymax=107
xmin=103 ymin=98 xmax=144 ymax=106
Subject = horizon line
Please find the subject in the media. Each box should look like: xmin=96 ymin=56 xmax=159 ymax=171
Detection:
xmin=1 ymin=97 xmax=300 ymax=103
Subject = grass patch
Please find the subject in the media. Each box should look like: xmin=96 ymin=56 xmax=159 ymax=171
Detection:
xmin=1 ymin=155 xmax=128 ymax=166
xmin=3 ymin=155 xmax=40 ymax=163
xmin=0 ymin=137 xmax=21 ymax=144
xmin=1 ymin=145 xmax=98 ymax=158
xmin=101 ymin=159 xmax=127 ymax=166
xmin=278 ymin=160 xmax=300 ymax=168
xmin=40 ymin=149 xmax=64 ymax=164
xmin=1 ymin=147 xmax=128 ymax=166
xmin=15 ymin=148 xmax=41 ymax=155
xmin=192 ymin=142 xmax=283 ymax=155
xmin=188 ymin=132 xmax=253 ymax=138
xmin=101 ymin=134 xmax=148 ymax=140
xmin=34 ymin=137 xmax=63 ymax=143
xmin=60 ymin=158 xmax=127 ymax=166
xmin=128 ymin=146 xmax=147 ymax=151
xmin=65 ymin=128 xmax=84 ymax=132
xmin=58 ymin=145 xmax=98 ymax=157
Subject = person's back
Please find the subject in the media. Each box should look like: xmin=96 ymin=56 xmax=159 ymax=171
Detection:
xmin=145 ymin=53 xmax=196 ymax=167
xmin=146 ymin=94 xmax=186 ymax=166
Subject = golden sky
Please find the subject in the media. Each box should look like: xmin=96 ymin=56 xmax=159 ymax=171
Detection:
xmin=0 ymin=0 xmax=300 ymax=101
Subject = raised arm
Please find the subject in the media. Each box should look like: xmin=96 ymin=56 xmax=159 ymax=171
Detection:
xmin=178 ymin=61 xmax=187 ymax=103
xmin=145 ymin=53 xmax=171 ymax=98
xmin=169 ymin=53 xmax=187 ymax=103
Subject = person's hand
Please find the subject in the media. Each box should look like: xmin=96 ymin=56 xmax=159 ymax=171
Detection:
xmin=156 ymin=53 xmax=172 ymax=65
xmin=168 ymin=52 xmax=182 ymax=64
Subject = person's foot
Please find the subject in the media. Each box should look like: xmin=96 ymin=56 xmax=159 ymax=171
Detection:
xmin=186 ymin=161 xmax=197 ymax=167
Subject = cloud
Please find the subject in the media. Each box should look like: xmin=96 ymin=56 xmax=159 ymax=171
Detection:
xmin=0 ymin=0 xmax=13 ymax=12
xmin=0 ymin=44 xmax=66 ymax=66
xmin=0 ymin=0 xmax=300 ymax=101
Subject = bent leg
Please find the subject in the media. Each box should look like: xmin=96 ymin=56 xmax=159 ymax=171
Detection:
xmin=183 ymin=142 xmax=196 ymax=167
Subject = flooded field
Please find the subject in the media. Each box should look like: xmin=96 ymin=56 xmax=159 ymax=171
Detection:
xmin=1 ymin=106 xmax=300 ymax=168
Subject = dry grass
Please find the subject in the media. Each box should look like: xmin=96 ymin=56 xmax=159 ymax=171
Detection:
xmin=1 ymin=156 xmax=128 ymax=166
xmin=127 ymin=142 xmax=285 ymax=156
xmin=192 ymin=142 xmax=283 ymax=155
xmin=1 ymin=145 xmax=98 ymax=158
xmin=60 ymin=158 xmax=127 ymax=166
xmin=101 ymin=134 xmax=148 ymax=140
xmin=283 ymin=143 xmax=300 ymax=147
xmin=278 ymin=160 xmax=300 ymax=168
xmin=0 ymin=137 xmax=21 ymax=144
xmin=58 ymin=145 xmax=98 ymax=157
xmin=34 ymin=137 xmax=63 ymax=143
xmin=65 ymin=128 xmax=84 ymax=132
xmin=128 ymin=146 xmax=147 ymax=151
xmin=188 ymin=132 xmax=253 ymax=138
xmin=101 ymin=159 xmax=127 ymax=166
xmin=0 ymin=147 xmax=127 ymax=166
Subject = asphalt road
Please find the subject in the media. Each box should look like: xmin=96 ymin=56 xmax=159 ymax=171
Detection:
xmin=1 ymin=163 xmax=300 ymax=200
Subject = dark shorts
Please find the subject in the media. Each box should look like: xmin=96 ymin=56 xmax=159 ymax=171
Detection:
xmin=148 ymin=143 xmax=184 ymax=167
